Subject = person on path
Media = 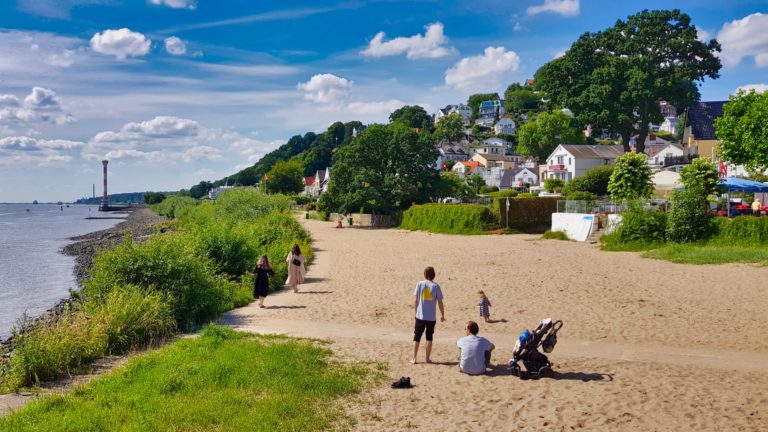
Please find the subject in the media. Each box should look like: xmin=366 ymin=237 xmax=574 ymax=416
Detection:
xmin=457 ymin=321 xmax=495 ymax=375
xmin=752 ymin=199 xmax=762 ymax=216
xmin=411 ymin=266 xmax=445 ymax=364
xmin=253 ymin=255 xmax=274 ymax=308
xmin=478 ymin=290 xmax=492 ymax=323
xmin=286 ymin=244 xmax=306 ymax=293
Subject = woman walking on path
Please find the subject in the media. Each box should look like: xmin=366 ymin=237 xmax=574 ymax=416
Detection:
xmin=286 ymin=244 xmax=306 ymax=293
xmin=411 ymin=266 xmax=445 ymax=364
xmin=253 ymin=255 xmax=274 ymax=308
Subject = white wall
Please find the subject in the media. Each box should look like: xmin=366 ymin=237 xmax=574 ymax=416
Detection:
xmin=551 ymin=213 xmax=597 ymax=242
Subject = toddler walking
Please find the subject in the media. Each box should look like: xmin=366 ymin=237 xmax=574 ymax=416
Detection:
xmin=478 ymin=290 xmax=492 ymax=323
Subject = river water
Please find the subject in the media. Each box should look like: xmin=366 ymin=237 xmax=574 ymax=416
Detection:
xmin=0 ymin=204 xmax=121 ymax=338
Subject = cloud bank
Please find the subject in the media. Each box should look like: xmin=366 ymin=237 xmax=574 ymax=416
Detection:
xmin=362 ymin=22 xmax=456 ymax=59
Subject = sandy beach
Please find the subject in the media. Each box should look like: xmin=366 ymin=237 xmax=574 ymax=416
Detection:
xmin=220 ymin=218 xmax=768 ymax=431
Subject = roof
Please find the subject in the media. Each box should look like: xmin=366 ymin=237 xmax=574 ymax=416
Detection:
xmin=644 ymin=142 xmax=682 ymax=158
xmin=315 ymin=170 xmax=326 ymax=182
xmin=304 ymin=176 xmax=315 ymax=186
xmin=685 ymin=101 xmax=727 ymax=140
xmin=458 ymin=160 xmax=485 ymax=174
xmin=558 ymin=145 xmax=625 ymax=159
xmin=499 ymin=168 xmax=536 ymax=187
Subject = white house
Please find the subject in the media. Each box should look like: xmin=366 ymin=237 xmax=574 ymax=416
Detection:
xmin=436 ymin=104 xmax=472 ymax=123
xmin=645 ymin=143 xmax=684 ymax=170
xmin=474 ymin=117 xmax=495 ymax=128
xmin=452 ymin=160 xmax=485 ymax=177
xmin=478 ymin=99 xmax=505 ymax=118
xmin=208 ymin=185 xmax=233 ymax=200
xmin=659 ymin=117 xmax=678 ymax=134
xmin=497 ymin=167 xmax=539 ymax=189
xmin=494 ymin=117 xmax=516 ymax=135
xmin=545 ymin=145 xmax=625 ymax=181
xmin=482 ymin=137 xmax=510 ymax=147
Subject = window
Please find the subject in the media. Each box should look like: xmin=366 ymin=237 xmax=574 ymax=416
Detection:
xmin=568 ymin=157 xmax=572 ymax=165
xmin=556 ymin=156 xmax=564 ymax=164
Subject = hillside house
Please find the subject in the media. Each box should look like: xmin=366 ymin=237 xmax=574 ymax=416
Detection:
xmin=682 ymin=101 xmax=727 ymax=160
xmin=494 ymin=117 xmax=516 ymax=135
xmin=544 ymin=145 xmax=624 ymax=181
xmin=471 ymin=153 xmax=516 ymax=170
xmin=452 ymin=160 xmax=485 ymax=177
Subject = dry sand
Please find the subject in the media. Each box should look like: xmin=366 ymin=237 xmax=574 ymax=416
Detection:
xmin=219 ymin=219 xmax=768 ymax=432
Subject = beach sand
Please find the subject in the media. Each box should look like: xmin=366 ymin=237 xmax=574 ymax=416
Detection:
xmin=220 ymin=219 xmax=768 ymax=431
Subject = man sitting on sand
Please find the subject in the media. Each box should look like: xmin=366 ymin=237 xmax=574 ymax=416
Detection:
xmin=457 ymin=321 xmax=495 ymax=375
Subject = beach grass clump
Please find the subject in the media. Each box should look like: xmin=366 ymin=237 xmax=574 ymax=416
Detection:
xmin=0 ymin=325 xmax=380 ymax=432
xmin=608 ymin=201 xmax=668 ymax=244
xmin=642 ymin=243 xmax=768 ymax=265
xmin=400 ymin=203 xmax=497 ymax=234
xmin=151 ymin=195 xmax=198 ymax=219
xmin=710 ymin=216 xmax=768 ymax=246
xmin=84 ymin=234 xmax=225 ymax=331
xmin=541 ymin=230 xmax=570 ymax=241
xmin=0 ymin=288 xmax=174 ymax=391
xmin=213 ymin=188 xmax=294 ymax=223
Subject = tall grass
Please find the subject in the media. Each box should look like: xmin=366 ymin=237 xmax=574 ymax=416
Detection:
xmin=400 ymin=203 xmax=496 ymax=234
xmin=151 ymin=195 xmax=198 ymax=218
xmin=0 ymin=326 xmax=380 ymax=432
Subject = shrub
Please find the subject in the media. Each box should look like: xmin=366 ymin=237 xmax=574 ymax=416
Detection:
xmin=613 ymin=201 xmax=668 ymax=243
xmin=563 ymin=165 xmax=613 ymax=196
xmin=516 ymin=192 xmax=537 ymax=198
xmin=400 ymin=204 xmax=496 ymax=234
xmin=608 ymin=152 xmax=653 ymax=201
xmin=487 ymin=189 xmax=518 ymax=198
xmin=214 ymin=188 xmax=293 ymax=223
xmin=666 ymin=187 xmax=712 ymax=243
xmin=189 ymin=221 xmax=259 ymax=279
xmin=152 ymin=196 xmax=198 ymax=218
xmin=291 ymin=195 xmax=314 ymax=206
xmin=541 ymin=230 xmax=570 ymax=240
xmin=565 ymin=191 xmax=597 ymax=201
xmin=479 ymin=185 xmax=499 ymax=194
xmin=710 ymin=216 xmax=768 ymax=245
xmin=680 ymin=158 xmax=721 ymax=196
xmin=495 ymin=197 xmax=558 ymax=230
xmin=544 ymin=178 xmax=565 ymax=193
xmin=84 ymin=234 xmax=225 ymax=331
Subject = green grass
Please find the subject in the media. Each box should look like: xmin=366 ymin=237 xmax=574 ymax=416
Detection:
xmin=541 ymin=230 xmax=570 ymax=241
xmin=642 ymin=243 xmax=768 ymax=265
xmin=0 ymin=325 xmax=383 ymax=432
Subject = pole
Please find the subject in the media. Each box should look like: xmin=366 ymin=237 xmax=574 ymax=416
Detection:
xmin=505 ymin=198 xmax=510 ymax=229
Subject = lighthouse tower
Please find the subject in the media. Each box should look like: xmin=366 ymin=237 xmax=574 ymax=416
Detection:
xmin=100 ymin=160 xmax=109 ymax=211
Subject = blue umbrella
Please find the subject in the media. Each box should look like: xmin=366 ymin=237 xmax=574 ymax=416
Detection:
xmin=719 ymin=177 xmax=768 ymax=193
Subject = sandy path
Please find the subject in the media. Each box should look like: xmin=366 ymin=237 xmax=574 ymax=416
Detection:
xmin=219 ymin=219 xmax=768 ymax=431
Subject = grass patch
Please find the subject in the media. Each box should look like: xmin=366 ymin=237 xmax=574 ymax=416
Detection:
xmin=0 ymin=325 xmax=382 ymax=432
xmin=541 ymin=230 xmax=570 ymax=241
xmin=642 ymin=243 xmax=768 ymax=266
xmin=400 ymin=204 xmax=496 ymax=234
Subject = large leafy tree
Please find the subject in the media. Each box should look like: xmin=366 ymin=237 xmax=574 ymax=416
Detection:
xmin=467 ymin=93 xmax=500 ymax=118
xmin=319 ymin=123 xmax=439 ymax=214
xmin=679 ymin=157 xmax=721 ymax=196
xmin=434 ymin=113 xmax=465 ymax=143
xmin=607 ymin=153 xmax=653 ymax=201
xmin=715 ymin=90 xmax=768 ymax=171
xmin=389 ymin=105 xmax=433 ymax=130
xmin=535 ymin=9 xmax=721 ymax=154
xmin=504 ymin=83 xmax=540 ymax=114
xmin=516 ymin=110 xmax=585 ymax=162
xmin=265 ymin=160 xmax=304 ymax=195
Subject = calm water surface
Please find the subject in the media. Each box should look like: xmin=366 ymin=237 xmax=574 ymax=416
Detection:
xmin=0 ymin=204 xmax=122 ymax=338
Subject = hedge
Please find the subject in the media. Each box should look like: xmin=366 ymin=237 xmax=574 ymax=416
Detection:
xmin=400 ymin=204 xmax=497 ymax=234
xmin=710 ymin=216 xmax=768 ymax=245
xmin=494 ymin=197 xmax=559 ymax=231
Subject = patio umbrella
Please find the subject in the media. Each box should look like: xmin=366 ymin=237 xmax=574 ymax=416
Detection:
xmin=719 ymin=177 xmax=768 ymax=193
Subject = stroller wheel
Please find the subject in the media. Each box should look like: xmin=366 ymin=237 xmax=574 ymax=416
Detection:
xmin=538 ymin=365 xmax=552 ymax=378
xmin=509 ymin=365 xmax=520 ymax=377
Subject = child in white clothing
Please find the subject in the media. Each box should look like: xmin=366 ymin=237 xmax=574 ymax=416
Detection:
xmin=478 ymin=290 xmax=491 ymax=323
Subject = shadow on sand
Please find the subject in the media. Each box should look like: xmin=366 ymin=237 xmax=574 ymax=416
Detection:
xmin=265 ymin=305 xmax=307 ymax=310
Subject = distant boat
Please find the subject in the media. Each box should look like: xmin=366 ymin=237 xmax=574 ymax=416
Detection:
xmin=32 ymin=200 xmax=38 ymax=204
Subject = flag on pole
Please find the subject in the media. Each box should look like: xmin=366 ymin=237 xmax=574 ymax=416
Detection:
xmin=719 ymin=162 xmax=727 ymax=178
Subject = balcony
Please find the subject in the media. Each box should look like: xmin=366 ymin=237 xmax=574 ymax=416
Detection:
xmin=548 ymin=164 xmax=566 ymax=171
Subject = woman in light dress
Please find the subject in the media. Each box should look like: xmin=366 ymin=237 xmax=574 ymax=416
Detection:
xmin=286 ymin=244 xmax=305 ymax=293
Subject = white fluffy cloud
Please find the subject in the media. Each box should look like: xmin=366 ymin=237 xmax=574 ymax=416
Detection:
xmin=90 ymin=28 xmax=151 ymax=60
xmin=717 ymin=13 xmax=768 ymax=67
xmin=527 ymin=0 xmax=579 ymax=17
xmin=696 ymin=26 xmax=712 ymax=43
xmin=0 ymin=136 xmax=84 ymax=165
xmin=0 ymin=87 xmax=74 ymax=127
xmin=444 ymin=47 xmax=521 ymax=91
xmin=361 ymin=22 xmax=457 ymax=59
xmin=736 ymin=84 xmax=768 ymax=94
xmin=149 ymin=0 xmax=196 ymax=10
xmin=164 ymin=36 xmax=187 ymax=56
xmin=297 ymin=74 xmax=352 ymax=105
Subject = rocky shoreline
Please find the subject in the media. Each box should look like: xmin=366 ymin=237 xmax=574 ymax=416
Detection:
xmin=0 ymin=207 xmax=167 ymax=354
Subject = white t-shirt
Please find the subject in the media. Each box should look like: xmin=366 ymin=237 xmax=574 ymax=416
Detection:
xmin=457 ymin=335 xmax=492 ymax=375
xmin=413 ymin=280 xmax=443 ymax=321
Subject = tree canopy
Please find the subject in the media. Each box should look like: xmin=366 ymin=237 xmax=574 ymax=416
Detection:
xmin=516 ymin=110 xmax=585 ymax=162
xmin=607 ymin=153 xmax=654 ymax=201
xmin=534 ymin=9 xmax=721 ymax=154
xmin=503 ymin=83 xmax=540 ymax=114
xmin=389 ymin=105 xmax=433 ymax=130
xmin=319 ymin=123 xmax=439 ymax=214
xmin=467 ymin=93 xmax=500 ymax=118
xmin=265 ymin=160 xmax=304 ymax=195
xmin=715 ymin=90 xmax=768 ymax=171
xmin=434 ymin=113 xmax=465 ymax=143
xmin=679 ymin=157 xmax=721 ymax=196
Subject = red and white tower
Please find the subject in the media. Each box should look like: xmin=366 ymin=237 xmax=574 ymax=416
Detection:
xmin=100 ymin=160 xmax=109 ymax=210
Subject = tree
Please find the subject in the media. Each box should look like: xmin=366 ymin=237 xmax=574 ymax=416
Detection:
xmin=143 ymin=192 xmax=166 ymax=205
xmin=607 ymin=153 xmax=653 ymax=201
xmin=443 ymin=159 xmax=457 ymax=171
xmin=467 ymin=93 xmax=500 ymax=118
xmin=435 ymin=172 xmax=472 ymax=200
xmin=562 ymin=165 xmax=614 ymax=196
xmin=319 ymin=123 xmax=439 ymax=214
xmin=389 ymin=105 xmax=433 ymax=130
xmin=535 ymin=9 xmax=721 ymax=154
xmin=516 ymin=111 xmax=585 ymax=162
xmin=466 ymin=174 xmax=486 ymax=195
xmin=715 ymin=89 xmax=768 ymax=171
xmin=265 ymin=160 xmax=304 ymax=195
xmin=434 ymin=113 xmax=464 ymax=143
xmin=679 ymin=157 xmax=721 ymax=196
xmin=544 ymin=178 xmax=564 ymax=193
xmin=190 ymin=181 xmax=213 ymax=199
xmin=666 ymin=185 xmax=711 ymax=243
xmin=504 ymin=83 xmax=540 ymax=114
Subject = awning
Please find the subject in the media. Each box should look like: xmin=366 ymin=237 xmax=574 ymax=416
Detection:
xmin=719 ymin=177 xmax=768 ymax=193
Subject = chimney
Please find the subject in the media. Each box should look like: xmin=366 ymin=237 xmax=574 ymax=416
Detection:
xmin=101 ymin=160 xmax=109 ymax=210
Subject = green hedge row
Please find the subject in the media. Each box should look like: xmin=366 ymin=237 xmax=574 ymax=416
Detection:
xmin=711 ymin=216 xmax=768 ymax=245
xmin=494 ymin=197 xmax=559 ymax=230
xmin=400 ymin=204 xmax=497 ymax=234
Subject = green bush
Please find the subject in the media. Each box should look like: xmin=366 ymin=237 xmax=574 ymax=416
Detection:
xmin=516 ymin=192 xmax=537 ymax=198
xmin=214 ymin=188 xmax=293 ymax=223
xmin=189 ymin=221 xmax=258 ymax=279
xmin=667 ymin=187 xmax=712 ymax=243
xmin=84 ymin=234 xmax=225 ymax=331
xmin=495 ymin=197 xmax=558 ymax=230
xmin=400 ymin=204 xmax=496 ymax=234
xmin=541 ymin=230 xmax=570 ymax=240
xmin=479 ymin=185 xmax=499 ymax=194
xmin=152 ymin=196 xmax=198 ymax=218
xmin=544 ymin=178 xmax=565 ymax=193
xmin=565 ymin=191 xmax=597 ymax=201
xmin=563 ymin=165 xmax=613 ymax=197
xmin=487 ymin=189 xmax=518 ymax=198
xmin=613 ymin=201 xmax=668 ymax=243
xmin=710 ymin=216 xmax=768 ymax=245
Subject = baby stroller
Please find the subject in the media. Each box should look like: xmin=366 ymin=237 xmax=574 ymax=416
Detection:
xmin=509 ymin=318 xmax=563 ymax=379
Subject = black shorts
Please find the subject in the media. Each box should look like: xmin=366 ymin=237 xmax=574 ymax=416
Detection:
xmin=413 ymin=318 xmax=436 ymax=342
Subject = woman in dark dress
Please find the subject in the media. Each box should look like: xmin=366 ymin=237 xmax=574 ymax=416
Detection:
xmin=254 ymin=255 xmax=274 ymax=308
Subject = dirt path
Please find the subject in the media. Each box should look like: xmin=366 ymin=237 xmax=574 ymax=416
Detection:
xmin=218 ymin=219 xmax=768 ymax=431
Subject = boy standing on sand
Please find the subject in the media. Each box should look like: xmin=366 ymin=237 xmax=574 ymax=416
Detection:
xmin=412 ymin=266 xmax=445 ymax=364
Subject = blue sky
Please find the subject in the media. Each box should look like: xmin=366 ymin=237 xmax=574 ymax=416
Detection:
xmin=1 ymin=0 xmax=766 ymax=201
